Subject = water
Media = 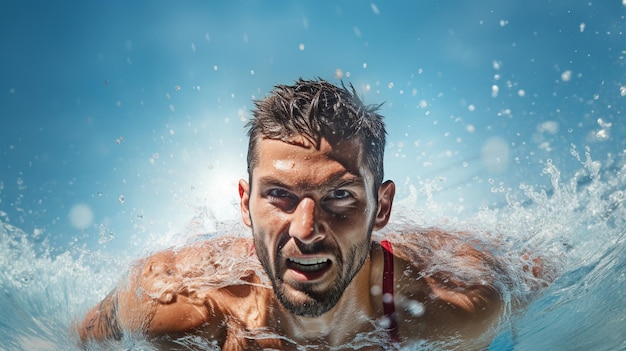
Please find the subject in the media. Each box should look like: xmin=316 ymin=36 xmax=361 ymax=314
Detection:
xmin=2 ymin=1 xmax=626 ymax=350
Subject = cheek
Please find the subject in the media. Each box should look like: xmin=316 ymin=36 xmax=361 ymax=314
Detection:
xmin=250 ymin=202 xmax=288 ymax=241
xmin=328 ymin=214 xmax=371 ymax=240
xmin=332 ymin=199 xmax=375 ymax=230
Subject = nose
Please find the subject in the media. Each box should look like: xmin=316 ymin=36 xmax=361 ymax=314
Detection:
xmin=289 ymin=197 xmax=324 ymax=244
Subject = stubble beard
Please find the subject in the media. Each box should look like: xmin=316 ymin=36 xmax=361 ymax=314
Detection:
xmin=253 ymin=229 xmax=372 ymax=317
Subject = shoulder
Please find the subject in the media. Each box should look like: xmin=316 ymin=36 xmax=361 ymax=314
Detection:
xmin=166 ymin=236 xmax=259 ymax=278
xmin=376 ymin=229 xmax=502 ymax=318
xmin=381 ymin=229 xmax=500 ymax=285
xmin=132 ymin=236 xmax=258 ymax=295
xmin=120 ymin=236 xmax=264 ymax=335
xmin=379 ymin=230 xmax=504 ymax=339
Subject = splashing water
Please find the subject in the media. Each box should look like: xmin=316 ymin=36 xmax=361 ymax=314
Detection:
xmin=1 ymin=146 xmax=625 ymax=350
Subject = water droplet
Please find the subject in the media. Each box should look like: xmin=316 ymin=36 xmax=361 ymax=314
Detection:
xmin=561 ymin=70 xmax=572 ymax=82
xmin=98 ymin=224 xmax=115 ymax=244
xmin=596 ymin=129 xmax=609 ymax=140
xmin=379 ymin=316 xmax=392 ymax=329
xmin=405 ymin=300 xmax=425 ymax=317
xmin=16 ymin=271 xmax=34 ymax=286
xmin=370 ymin=3 xmax=380 ymax=15
xmin=69 ymin=203 xmax=94 ymax=230
xmin=491 ymin=85 xmax=499 ymax=98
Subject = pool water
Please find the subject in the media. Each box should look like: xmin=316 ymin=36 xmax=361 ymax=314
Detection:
xmin=1 ymin=1 xmax=625 ymax=350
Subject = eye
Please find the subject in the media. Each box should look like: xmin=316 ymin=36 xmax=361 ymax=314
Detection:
xmin=266 ymin=188 xmax=298 ymax=212
xmin=268 ymin=188 xmax=291 ymax=198
xmin=322 ymin=189 xmax=357 ymax=215
xmin=329 ymin=189 xmax=352 ymax=200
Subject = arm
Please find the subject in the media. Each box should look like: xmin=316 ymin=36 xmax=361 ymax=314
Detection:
xmin=77 ymin=249 xmax=209 ymax=343
xmin=77 ymin=237 xmax=257 ymax=344
xmin=385 ymin=230 xmax=505 ymax=340
xmin=78 ymin=289 xmax=123 ymax=342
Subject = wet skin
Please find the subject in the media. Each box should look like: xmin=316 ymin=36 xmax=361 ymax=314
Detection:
xmin=78 ymin=135 xmax=509 ymax=350
xmin=238 ymin=135 xmax=392 ymax=320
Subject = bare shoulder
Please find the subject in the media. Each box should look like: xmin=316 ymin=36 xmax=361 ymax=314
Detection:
xmin=385 ymin=229 xmax=502 ymax=283
xmin=79 ymin=236 xmax=264 ymax=344
xmin=127 ymin=236 xmax=259 ymax=299
xmin=126 ymin=236 xmax=263 ymax=334
xmin=162 ymin=236 xmax=260 ymax=286
xmin=380 ymin=230 xmax=504 ymax=343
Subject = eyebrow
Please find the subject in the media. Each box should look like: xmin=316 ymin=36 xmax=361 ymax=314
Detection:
xmin=256 ymin=173 xmax=365 ymax=192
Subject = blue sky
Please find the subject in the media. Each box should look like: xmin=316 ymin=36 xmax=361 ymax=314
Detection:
xmin=1 ymin=1 xmax=625 ymax=252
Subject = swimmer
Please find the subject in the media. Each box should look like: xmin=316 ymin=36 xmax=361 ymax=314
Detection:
xmin=77 ymin=79 xmax=547 ymax=350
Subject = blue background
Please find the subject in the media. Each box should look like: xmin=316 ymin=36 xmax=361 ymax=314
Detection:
xmin=2 ymin=0 xmax=625 ymax=266
xmin=2 ymin=2 xmax=626 ymax=350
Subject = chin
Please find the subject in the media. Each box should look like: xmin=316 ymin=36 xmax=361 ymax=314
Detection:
xmin=276 ymin=283 xmax=343 ymax=317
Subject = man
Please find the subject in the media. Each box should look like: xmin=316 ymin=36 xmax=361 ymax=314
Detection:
xmin=78 ymin=79 xmax=538 ymax=350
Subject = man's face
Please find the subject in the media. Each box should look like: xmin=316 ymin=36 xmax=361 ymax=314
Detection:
xmin=239 ymin=136 xmax=384 ymax=317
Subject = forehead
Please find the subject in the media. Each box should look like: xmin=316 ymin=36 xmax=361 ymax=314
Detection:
xmin=252 ymin=136 xmax=370 ymax=185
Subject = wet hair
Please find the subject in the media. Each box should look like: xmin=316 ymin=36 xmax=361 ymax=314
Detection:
xmin=246 ymin=78 xmax=387 ymax=186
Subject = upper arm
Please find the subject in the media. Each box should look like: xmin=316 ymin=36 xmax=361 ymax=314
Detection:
xmin=422 ymin=238 xmax=503 ymax=316
xmin=116 ymin=248 xmax=217 ymax=335
xmin=77 ymin=289 xmax=122 ymax=343
xmin=122 ymin=241 xmax=250 ymax=336
xmin=79 ymin=237 xmax=257 ymax=343
xmin=78 ymin=248 xmax=212 ymax=342
xmin=386 ymin=231 xmax=504 ymax=332
xmin=78 ymin=242 xmax=228 ymax=342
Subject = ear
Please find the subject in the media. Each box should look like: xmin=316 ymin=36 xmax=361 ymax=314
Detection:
xmin=238 ymin=179 xmax=252 ymax=227
xmin=373 ymin=180 xmax=395 ymax=230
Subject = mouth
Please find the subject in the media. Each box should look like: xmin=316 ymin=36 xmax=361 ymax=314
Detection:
xmin=285 ymin=257 xmax=332 ymax=281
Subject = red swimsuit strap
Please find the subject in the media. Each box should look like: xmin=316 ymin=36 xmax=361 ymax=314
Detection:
xmin=380 ymin=240 xmax=399 ymax=342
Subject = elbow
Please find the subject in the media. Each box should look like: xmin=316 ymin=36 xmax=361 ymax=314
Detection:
xmin=76 ymin=308 xmax=96 ymax=345
xmin=462 ymin=285 xmax=503 ymax=318
xmin=434 ymin=282 xmax=503 ymax=317
xmin=76 ymin=290 xmax=124 ymax=345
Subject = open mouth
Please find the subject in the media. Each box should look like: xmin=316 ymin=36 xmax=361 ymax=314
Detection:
xmin=287 ymin=257 xmax=331 ymax=271
xmin=286 ymin=257 xmax=332 ymax=280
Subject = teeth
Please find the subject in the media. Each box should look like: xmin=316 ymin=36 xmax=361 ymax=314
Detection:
xmin=287 ymin=257 xmax=331 ymax=272
xmin=289 ymin=257 xmax=329 ymax=265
